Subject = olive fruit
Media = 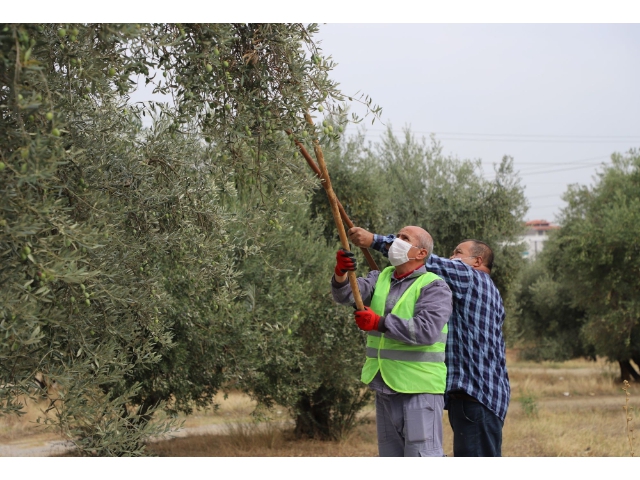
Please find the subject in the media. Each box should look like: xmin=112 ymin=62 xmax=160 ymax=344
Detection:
xmin=51 ymin=128 xmax=60 ymax=136
xmin=205 ymin=64 xmax=213 ymax=73
xmin=46 ymin=112 xmax=54 ymax=121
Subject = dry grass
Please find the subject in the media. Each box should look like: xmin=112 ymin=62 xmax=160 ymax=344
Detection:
xmin=503 ymin=401 xmax=633 ymax=456
xmin=0 ymin=396 xmax=56 ymax=442
xmin=149 ymin=356 xmax=638 ymax=457
xmin=149 ymin=420 xmax=380 ymax=457
xmin=2 ymin=355 xmax=639 ymax=456
xmin=168 ymin=391 xmax=261 ymax=429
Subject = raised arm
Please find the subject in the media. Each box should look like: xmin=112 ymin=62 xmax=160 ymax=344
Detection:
xmin=348 ymin=227 xmax=395 ymax=257
xmin=425 ymin=254 xmax=473 ymax=298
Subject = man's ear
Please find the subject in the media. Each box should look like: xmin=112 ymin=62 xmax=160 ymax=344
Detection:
xmin=417 ymin=248 xmax=428 ymax=260
xmin=472 ymin=256 xmax=483 ymax=268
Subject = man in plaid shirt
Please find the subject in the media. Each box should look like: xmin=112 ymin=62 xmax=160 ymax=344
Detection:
xmin=348 ymin=227 xmax=510 ymax=457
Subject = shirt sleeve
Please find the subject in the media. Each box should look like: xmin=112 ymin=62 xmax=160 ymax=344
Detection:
xmin=371 ymin=233 xmax=396 ymax=257
xmin=380 ymin=279 xmax=453 ymax=345
xmin=425 ymin=254 xmax=473 ymax=299
xmin=331 ymin=270 xmax=380 ymax=307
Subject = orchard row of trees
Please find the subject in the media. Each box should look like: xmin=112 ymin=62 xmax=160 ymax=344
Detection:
xmin=0 ymin=22 xmax=363 ymax=455
xmin=1 ymin=23 xmax=529 ymax=455
xmin=510 ymin=150 xmax=640 ymax=381
xmin=11 ymin=22 xmax=636 ymax=457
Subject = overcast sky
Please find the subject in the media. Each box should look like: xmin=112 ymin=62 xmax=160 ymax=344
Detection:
xmin=313 ymin=23 xmax=640 ymax=223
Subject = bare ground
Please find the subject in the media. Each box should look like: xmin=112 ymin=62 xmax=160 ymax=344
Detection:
xmin=2 ymin=356 xmax=638 ymax=456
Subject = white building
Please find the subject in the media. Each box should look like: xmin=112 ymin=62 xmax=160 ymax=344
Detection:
xmin=521 ymin=219 xmax=559 ymax=260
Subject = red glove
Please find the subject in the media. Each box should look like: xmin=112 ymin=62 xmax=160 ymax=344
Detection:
xmin=335 ymin=248 xmax=357 ymax=277
xmin=354 ymin=307 xmax=381 ymax=331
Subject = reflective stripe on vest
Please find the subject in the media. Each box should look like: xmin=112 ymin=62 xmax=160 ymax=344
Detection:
xmin=361 ymin=266 xmax=448 ymax=394
xmin=367 ymin=330 xmax=448 ymax=344
xmin=365 ymin=347 xmax=446 ymax=363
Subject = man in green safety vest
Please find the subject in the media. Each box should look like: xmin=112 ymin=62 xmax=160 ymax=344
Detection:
xmin=332 ymin=225 xmax=453 ymax=456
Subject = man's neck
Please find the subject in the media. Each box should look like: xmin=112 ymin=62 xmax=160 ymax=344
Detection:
xmin=393 ymin=263 xmax=423 ymax=279
xmin=473 ymin=265 xmax=491 ymax=275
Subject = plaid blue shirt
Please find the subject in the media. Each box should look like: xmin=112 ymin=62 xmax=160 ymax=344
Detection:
xmin=372 ymin=234 xmax=510 ymax=421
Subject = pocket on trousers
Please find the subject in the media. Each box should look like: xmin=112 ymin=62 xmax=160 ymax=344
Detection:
xmin=406 ymin=406 xmax=434 ymax=443
xmin=460 ymin=400 xmax=481 ymax=424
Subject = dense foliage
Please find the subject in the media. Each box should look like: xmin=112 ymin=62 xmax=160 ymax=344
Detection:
xmin=311 ymin=127 xmax=528 ymax=300
xmin=511 ymin=150 xmax=640 ymax=380
xmin=0 ymin=22 xmax=371 ymax=454
xmin=2 ymin=22 xmax=537 ymax=455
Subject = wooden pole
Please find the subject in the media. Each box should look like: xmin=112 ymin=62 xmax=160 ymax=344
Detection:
xmin=287 ymin=130 xmax=379 ymax=271
xmin=303 ymin=113 xmax=365 ymax=311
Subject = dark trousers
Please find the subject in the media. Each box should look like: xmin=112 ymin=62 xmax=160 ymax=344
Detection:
xmin=447 ymin=396 xmax=503 ymax=457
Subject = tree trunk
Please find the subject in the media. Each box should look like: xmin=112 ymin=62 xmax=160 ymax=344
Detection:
xmin=618 ymin=360 xmax=640 ymax=382
xmin=294 ymin=386 xmax=332 ymax=440
xmin=632 ymin=357 xmax=640 ymax=378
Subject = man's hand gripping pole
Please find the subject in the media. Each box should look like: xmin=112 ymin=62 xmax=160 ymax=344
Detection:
xmin=301 ymin=113 xmax=365 ymax=311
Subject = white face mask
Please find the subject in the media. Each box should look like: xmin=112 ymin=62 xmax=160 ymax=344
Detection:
xmin=388 ymin=238 xmax=417 ymax=266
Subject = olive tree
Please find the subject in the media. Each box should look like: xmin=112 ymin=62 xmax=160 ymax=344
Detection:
xmin=228 ymin=193 xmax=371 ymax=440
xmin=1 ymin=23 xmax=376 ymax=454
xmin=313 ymin=126 xmax=528 ymax=299
xmin=509 ymin=256 xmax=592 ymax=361
xmin=526 ymin=151 xmax=640 ymax=381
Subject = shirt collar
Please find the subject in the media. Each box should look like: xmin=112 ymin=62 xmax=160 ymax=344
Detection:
xmin=393 ymin=264 xmax=427 ymax=280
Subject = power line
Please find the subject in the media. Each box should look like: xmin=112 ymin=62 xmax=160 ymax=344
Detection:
xmin=534 ymin=203 xmax=567 ymax=208
xmin=438 ymin=137 xmax=636 ymax=145
xmin=527 ymin=193 xmax=563 ymax=200
xmin=515 ymin=158 xmax=607 ymax=167
xmin=518 ymin=163 xmax=606 ymax=176
xmin=516 ymin=158 xmax=607 ymax=174
xmin=360 ymin=128 xmax=640 ymax=140
xmin=485 ymin=161 xmax=605 ymax=180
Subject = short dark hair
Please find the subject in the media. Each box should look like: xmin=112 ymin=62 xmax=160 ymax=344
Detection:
xmin=461 ymin=239 xmax=494 ymax=271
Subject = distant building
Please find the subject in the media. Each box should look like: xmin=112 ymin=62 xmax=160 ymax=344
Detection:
xmin=521 ymin=219 xmax=559 ymax=260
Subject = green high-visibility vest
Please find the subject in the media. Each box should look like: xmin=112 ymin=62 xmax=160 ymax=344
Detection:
xmin=361 ymin=266 xmax=448 ymax=394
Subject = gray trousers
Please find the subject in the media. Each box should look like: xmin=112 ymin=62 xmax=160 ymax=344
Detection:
xmin=375 ymin=391 xmax=444 ymax=457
